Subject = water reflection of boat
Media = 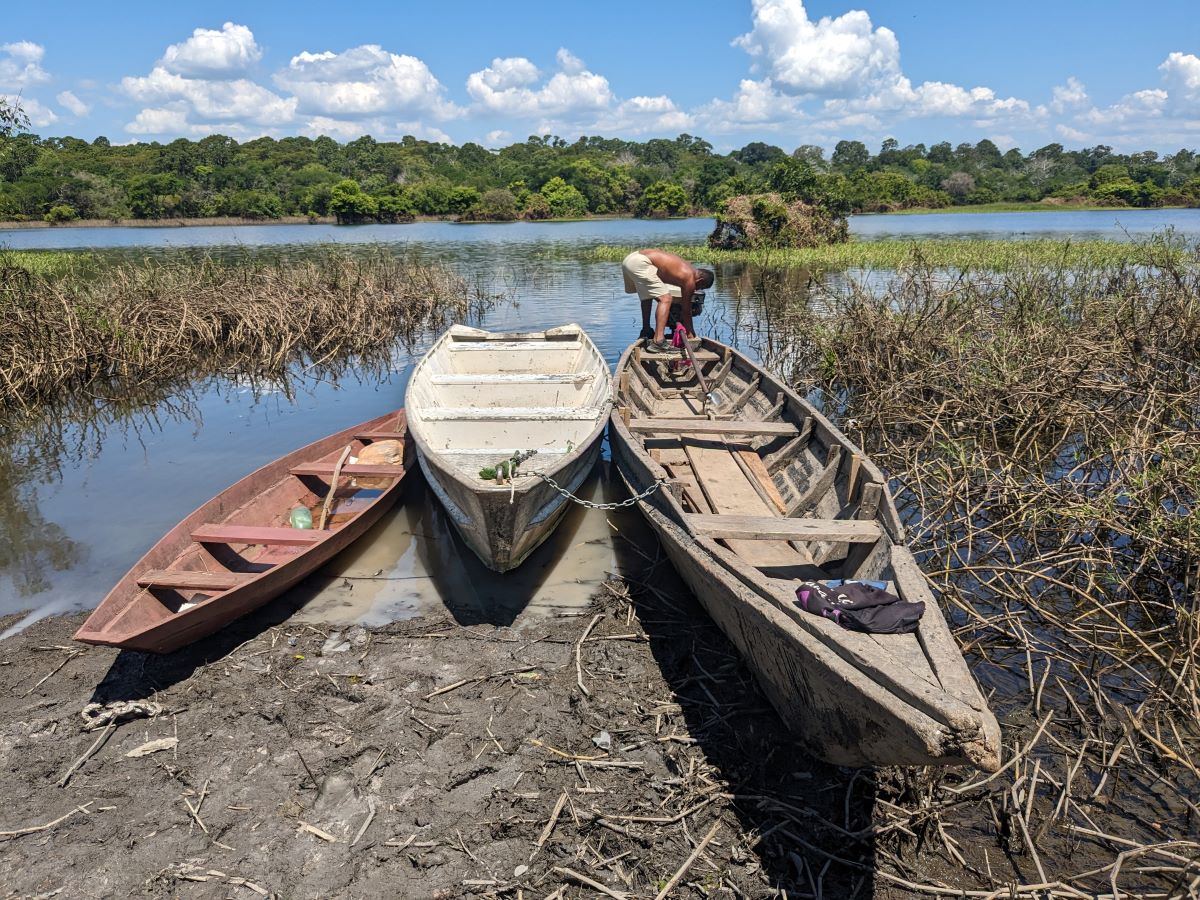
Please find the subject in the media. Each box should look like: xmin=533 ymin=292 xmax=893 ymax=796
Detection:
xmin=73 ymin=409 xmax=412 ymax=653
xmin=610 ymin=338 xmax=1002 ymax=771
xmin=405 ymin=324 xmax=611 ymax=572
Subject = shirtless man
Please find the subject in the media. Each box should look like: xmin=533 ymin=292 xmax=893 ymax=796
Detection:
xmin=621 ymin=248 xmax=715 ymax=352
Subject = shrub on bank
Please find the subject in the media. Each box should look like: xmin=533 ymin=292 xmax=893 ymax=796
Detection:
xmin=708 ymin=193 xmax=849 ymax=250
xmin=43 ymin=204 xmax=77 ymax=225
xmin=464 ymin=189 xmax=519 ymax=222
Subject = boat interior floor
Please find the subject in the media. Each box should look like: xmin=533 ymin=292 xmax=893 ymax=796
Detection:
xmin=649 ymin=395 xmax=832 ymax=579
xmin=136 ymin=433 xmax=405 ymax=612
xmin=634 ymin=382 xmax=952 ymax=698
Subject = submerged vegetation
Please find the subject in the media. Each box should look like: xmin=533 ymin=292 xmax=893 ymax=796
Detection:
xmin=0 ymin=249 xmax=494 ymax=413
xmin=728 ymin=252 xmax=1200 ymax=897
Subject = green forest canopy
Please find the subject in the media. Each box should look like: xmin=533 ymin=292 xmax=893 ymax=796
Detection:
xmin=1 ymin=130 xmax=1198 ymax=224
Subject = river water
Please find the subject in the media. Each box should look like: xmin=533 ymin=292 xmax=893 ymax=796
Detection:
xmin=1 ymin=209 xmax=1196 ymax=632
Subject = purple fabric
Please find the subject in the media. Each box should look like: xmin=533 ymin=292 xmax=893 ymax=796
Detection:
xmin=795 ymin=580 xmax=925 ymax=634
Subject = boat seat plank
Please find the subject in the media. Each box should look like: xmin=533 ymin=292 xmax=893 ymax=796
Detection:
xmin=449 ymin=326 xmax=579 ymax=341
xmin=429 ymin=373 xmax=594 ymax=385
xmin=449 ymin=341 xmax=582 ymax=352
xmin=689 ymin=514 xmax=882 ymax=543
xmin=291 ymin=463 xmax=404 ymax=477
xmin=639 ymin=349 xmax=720 ymax=362
xmin=421 ymin=406 xmax=603 ymax=421
xmin=630 ymin=418 xmax=797 ymax=436
xmin=137 ymin=569 xmax=253 ymax=591
xmin=192 ymin=525 xmax=325 ymax=546
xmin=354 ymin=431 xmax=407 ymax=441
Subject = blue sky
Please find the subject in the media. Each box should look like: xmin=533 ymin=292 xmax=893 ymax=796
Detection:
xmin=3 ymin=0 xmax=1198 ymax=153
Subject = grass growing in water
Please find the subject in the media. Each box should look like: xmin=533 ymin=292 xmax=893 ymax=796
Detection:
xmin=0 ymin=249 xmax=495 ymax=412
xmin=738 ymin=252 xmax=1200 ymax=897
xmin=588 ymin=236 xmax=1193 ymax=271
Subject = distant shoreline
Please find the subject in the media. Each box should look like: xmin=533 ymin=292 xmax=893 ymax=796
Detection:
xmin=0 ymin=215 xmax=337 ymax=230
xmin=0 ymin=202 xmax=1192 ymax=233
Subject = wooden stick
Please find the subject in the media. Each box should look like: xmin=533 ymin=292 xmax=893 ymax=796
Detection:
xmin=58 ymin=720 xmax=116 ymax=787
xmin=552 ymin=867 xmax=628 ymax=900
xmin=530 ymin=792 xmax=568 ymax=860
xmin=575 ymin=614 xmax=604 ymax=697
xmin=351 ymin=796 xmax=376 ymax=846
xmin=298 ymin=820 xmax=338 ymax=842
xmin=0 ymin=802 xmax=95 ymax=840
xmin=317 ymin=442 xmax=354 ymax=530
xmin=654 ymin=821 xmax=722 ymax=900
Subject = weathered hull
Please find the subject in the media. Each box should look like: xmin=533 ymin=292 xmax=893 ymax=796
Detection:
xmin=418 ymin=435 xmax=603 ymax=572
xmin=406 ymin=324 xmax=611 ymax=573
xmin=74 ymin=410 xmax=411 ymax=654
xmin=609 ymin=337 xmax=1001 ymax=771
xmin=614 ymin=439 xmax=994 ymax=768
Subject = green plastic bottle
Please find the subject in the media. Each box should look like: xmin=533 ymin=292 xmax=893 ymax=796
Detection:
xmin=290 ymin=506 xmax=313 ymax=529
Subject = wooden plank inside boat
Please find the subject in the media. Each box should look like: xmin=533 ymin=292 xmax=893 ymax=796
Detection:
xmin=192 ymin=525 xmax=325 ymax=546
xmin=629 ymin=418 xmax=797 ymax=436
xmin=681 ymin=439 xmax=816 ymax=568
xmin=689 ymin=514 xmax=881 ymax=543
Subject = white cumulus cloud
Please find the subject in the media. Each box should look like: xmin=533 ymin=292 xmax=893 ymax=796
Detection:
xmin=1051 ymin=50 xmax=1200 ymax=147
xmin=467 ymin=49 xmax=613 ymax=117
xmin=277 ymin=45 xmax=460 ymax=120
xmin=56 ymin=90 xmax=90 ymax=117
xmin=121 ymin=23 xmax=296 ymax=135
xmin=593 ymin=95 xmax=694 ymax=135
xmin=123 ymin=67 xmax=297 ymax=126
xmin=159 ymin=22 xmax=262 ymax=79
xmin=711 ymin=0 xmax=1034 ymax=138
xmin=733 ymin=0 xmax=900 ymax=97
xmin=0 ymin=41 xmax=50 ymax=90
xmin=1159 ymin=51 xmax=1200 ymax=103
xmin=1051 ymin=77 xmax=1089 ymax=113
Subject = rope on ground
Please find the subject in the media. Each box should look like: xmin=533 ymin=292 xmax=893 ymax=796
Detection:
xmin=81 ymin=699 xmax=163 ymax=731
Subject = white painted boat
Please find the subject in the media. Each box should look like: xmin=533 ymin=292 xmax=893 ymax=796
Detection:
xmin=405 ymin=324 xmax=611 ymax=572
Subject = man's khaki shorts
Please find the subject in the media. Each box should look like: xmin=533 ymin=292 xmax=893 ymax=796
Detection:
xmin=622 ymin=252 xmax=682 ymax=301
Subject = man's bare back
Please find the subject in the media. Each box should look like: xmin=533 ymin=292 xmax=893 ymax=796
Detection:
xmin=621 ymin=248 xmax=714 ymax=348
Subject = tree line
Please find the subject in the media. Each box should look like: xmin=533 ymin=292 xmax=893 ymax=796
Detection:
xmin=1 ymin=126 xmax=1198 ymax=225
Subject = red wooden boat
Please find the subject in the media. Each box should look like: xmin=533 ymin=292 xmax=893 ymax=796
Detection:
xmin=74 ymin=409 xmax=412 ymax=654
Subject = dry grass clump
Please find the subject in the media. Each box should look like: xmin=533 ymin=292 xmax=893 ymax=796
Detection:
xmin=753 ymin=245 xmax=1200 ymax=896
xmin=0 ymin=250 xmax=493 ymax=413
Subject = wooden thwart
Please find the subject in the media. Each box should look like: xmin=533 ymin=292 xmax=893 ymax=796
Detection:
xmin=689 ymin=514 xmax=881 ymax=543
xmin=628 ymin=418 xmax=797 ymax=436
xmin=291 ymin=462 xmax=403 ymax=478
xmin=640 ymin=349 xmax=720 ymax=362
xmin=192 ymin=525 xmax=324 ymax=546
xmin=136 ymin=570 xmax=252 ymax=591
xmin=354 ymin=431 xmax=407 ymax=441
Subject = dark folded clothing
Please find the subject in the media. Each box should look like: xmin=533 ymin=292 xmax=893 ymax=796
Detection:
xmin=795 ymin=580 xmax=925 ymax=634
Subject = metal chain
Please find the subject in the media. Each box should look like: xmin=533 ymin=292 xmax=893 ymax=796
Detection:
xmin=530 ymin=471 xmax=666 ymax=510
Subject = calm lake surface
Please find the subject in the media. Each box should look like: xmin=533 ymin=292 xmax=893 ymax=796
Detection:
xmin=1 ymin=208 xmax=1196 ymax=632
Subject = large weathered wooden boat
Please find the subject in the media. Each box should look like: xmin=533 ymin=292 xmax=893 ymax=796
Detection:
xmin=609 ymin=339 xmax=1001 ymax=770
xmin=405 ymin=324 xmax=611 ymax=572
xmin=74 ymin=409 xmax=412 ymax=654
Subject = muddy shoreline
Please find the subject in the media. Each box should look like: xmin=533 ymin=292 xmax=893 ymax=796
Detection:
xmin=1 ymin=567 xmax=1193 ymax=898
xmin=2 ymin=577 xmax=874 ymax=899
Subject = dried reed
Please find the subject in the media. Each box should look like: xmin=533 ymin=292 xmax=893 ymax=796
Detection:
xmin=0 ymin=249 xmax=494 ymax=413
xmin=751 ymin=242 xmax=1200 ymax=896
